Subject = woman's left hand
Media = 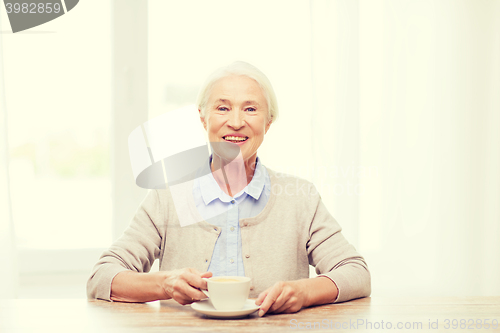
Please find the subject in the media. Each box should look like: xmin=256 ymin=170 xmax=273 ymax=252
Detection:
xmin=255 ymin=280 xmax=310 ymax=316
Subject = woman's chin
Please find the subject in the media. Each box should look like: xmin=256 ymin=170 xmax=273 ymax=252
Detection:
xmin=210 ymin=141 xmax=240 ymax=160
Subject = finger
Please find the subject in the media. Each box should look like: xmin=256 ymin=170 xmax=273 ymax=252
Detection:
xmin=172 ymin=270 xmax=207 ymax=303
xmin=273 ymin=299 xmax=294 ymax=314
xmin=199 ymin=272 xmax=212 ymax=290
xmin=186 ymin=268 xmax=202 ymax=275
xmin=175 ymin=283 xmax=207 ymax=304
xmin=184 ymin=271 xmax=207 ymax=290
xmin=173 ymin=290 xmax=203 ymax=305
xmin=258 ymin=285 xmax=282 ymax=317
xmin=192 ymin=272 xmax=212 ymax=299
xmin=267 ymin=290 xmax=288 ymax=313
xmin=178 ymin=268 xmax=201 ymax=286
xmin=201 ymin=271 xmax=213 ymax=278
xmin=255 ymin=287 xmax=271 ymax=305
xmin=190 ymin=287 xmax=209 ymax=301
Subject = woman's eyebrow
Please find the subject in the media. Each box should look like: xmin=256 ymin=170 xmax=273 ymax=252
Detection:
xmin=241 ymin=100 xmax=260 ymax=106
xmin=213 ymin=99 xmax=232 ymax=105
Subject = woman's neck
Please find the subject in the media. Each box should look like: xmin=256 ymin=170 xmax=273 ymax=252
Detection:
xmin=210 ymin=153 xmax=257 ymax=197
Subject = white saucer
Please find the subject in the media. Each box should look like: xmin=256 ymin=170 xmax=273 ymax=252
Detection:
xmin=191 ymin=299 xmax=260 ymax=318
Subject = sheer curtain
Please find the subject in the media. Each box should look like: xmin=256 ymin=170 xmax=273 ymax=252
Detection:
xmin=310 ymin=0 xmax=500 ymax=296
xmin=0 ymin=25 xmax=18 ymax=299
xmin=357 ymin=0 xmax=500 ymax=296
xmin=310 ymin=0 xmax=360 ymax=248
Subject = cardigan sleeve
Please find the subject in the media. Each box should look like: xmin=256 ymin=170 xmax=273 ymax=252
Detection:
xmin=306 ymin=191 xmax=371 ymax=303
xmin=86 ymin=189 xmax=164 ymax=301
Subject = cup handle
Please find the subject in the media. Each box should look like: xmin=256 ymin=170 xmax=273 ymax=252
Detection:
xmin=201 ymin=277 xmax=209 ymax=298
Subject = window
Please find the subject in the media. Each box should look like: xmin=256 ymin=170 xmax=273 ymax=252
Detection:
xmin=2 ymin=1 xmax=112 ymax=274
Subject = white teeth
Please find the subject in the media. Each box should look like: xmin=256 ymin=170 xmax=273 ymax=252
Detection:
xmin=224 ymin=136 xmax=248 ymax=141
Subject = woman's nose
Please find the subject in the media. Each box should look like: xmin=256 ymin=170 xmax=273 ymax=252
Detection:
xmin=227 ymin=110 xmax=245 ymax=129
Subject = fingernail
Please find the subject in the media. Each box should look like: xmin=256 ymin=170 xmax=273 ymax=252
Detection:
xmin=259 ymin=310 xmax=264 ymax=317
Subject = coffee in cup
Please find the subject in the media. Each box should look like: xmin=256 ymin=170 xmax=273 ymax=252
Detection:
xmin=210 ymin=278 xmax=241 ymax=283
xmin=202 ymin=276 xmax=251 ymax=310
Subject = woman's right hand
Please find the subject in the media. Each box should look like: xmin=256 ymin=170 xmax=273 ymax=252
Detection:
xmin=110 ymin=268 xmax=212 ymax=303
xmin=159 ymin=268 xmax=212 ymax=305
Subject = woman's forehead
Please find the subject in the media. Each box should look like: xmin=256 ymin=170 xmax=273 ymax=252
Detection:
xmin=208 ymin=75 xmax=266 ymax=104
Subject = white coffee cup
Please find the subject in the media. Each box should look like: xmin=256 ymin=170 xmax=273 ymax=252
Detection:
xmin=202 ymin=276 xmax=251 ymax=311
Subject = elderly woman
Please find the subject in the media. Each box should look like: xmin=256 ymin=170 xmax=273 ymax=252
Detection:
xmin=87 ymin=61 xmax=370 ymax=316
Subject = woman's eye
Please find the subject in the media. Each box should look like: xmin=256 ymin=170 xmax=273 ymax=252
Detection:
xmin=245 ymin=107 xmax=256 ymax=112
xmin=218 ymin=107 xmax=229 ymax=111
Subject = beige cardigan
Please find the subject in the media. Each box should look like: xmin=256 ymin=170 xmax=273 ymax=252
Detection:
xmin=87 ymin=168 xmax=371 ymax=302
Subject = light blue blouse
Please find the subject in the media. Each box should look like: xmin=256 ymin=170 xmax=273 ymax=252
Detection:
xmin=192 ymin=156 xmax=271 ymax=277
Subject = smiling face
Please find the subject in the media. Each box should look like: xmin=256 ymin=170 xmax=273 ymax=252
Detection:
xmin=200 ymin=75 xmax=271 ymax=165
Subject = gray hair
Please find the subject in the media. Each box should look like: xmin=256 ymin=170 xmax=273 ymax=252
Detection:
xmin=196 ymin=61 xmax=279 ymax=123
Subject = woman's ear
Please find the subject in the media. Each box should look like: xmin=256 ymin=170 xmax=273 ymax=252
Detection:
xmin=265 ymin=117 xmax=272 ymax=134
xmin=199 ymin=109 xmax=207 ymax=130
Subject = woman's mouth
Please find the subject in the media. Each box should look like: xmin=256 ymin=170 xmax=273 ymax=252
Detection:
xmin=223 ymin=135 xmax=249 ymax=144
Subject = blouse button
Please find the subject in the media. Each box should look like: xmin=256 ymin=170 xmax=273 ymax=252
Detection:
xmin=245 ymin=254 xmax=250 ymax=259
